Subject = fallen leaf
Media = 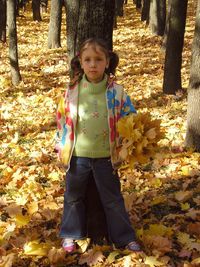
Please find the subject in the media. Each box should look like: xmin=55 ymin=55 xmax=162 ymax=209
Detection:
xmin=78 ymin=249 xmax=105 ymax=266
xmin=23 ymin=240 xmax=51 ymax=256
xmin=144 ymin=256 xmax=164 ymax=267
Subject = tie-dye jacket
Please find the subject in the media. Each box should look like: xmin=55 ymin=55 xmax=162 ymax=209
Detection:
xmin=56 ymin=76 xmax=136 ymax=171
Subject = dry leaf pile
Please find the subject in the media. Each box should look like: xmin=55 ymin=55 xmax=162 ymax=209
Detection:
xmin=1 ymin=0 xmax=200 ymax=266
xmin=117 ymin=112 xmax=165 ymax=168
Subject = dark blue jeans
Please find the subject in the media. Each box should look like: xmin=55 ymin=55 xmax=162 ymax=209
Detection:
xmin=60 ymin=156 xmax=136 ymax=247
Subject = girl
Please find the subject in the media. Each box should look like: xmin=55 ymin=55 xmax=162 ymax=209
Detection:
xmin=56 ymin=38 xmax=141 ymax=253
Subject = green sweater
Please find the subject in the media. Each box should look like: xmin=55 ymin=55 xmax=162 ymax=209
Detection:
xmin=73 ymin=75 xmax=110 ymax=158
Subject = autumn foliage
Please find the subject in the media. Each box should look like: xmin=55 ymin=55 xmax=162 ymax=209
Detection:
xmin=117 ymin=112 xmax=165 ymax=168
xmin=1 ymin=1 xmax=200 ymax=267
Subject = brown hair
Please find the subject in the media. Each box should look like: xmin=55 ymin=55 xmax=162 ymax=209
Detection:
xmin=70 ymin=38 xmax=119 ymax=81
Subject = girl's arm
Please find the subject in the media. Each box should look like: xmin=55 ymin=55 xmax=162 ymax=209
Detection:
xmin=120 ymin=91 xmax=137 ymax=117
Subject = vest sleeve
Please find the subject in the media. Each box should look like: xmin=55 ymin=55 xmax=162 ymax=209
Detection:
xmin=120 ymin=90 xmax=137 ymax=117
xmin=55 ymin=95 xmax=66 ymax=158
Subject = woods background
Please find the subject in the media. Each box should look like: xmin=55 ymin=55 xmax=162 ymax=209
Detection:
xmin=1 ymin=0 xmax=200 ymax=266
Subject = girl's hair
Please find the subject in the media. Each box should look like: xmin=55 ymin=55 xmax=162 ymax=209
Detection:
xmin=70 ymin=38 xmax=119 ymax=81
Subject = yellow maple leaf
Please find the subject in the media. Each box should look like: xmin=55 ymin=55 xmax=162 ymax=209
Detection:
xmin=181 ymin=166 xmax=191 ymax=176
xmin=181 ymin=202 xmax=190 ymax=211
xmin=151 ymin=196 xmax=166 ymax=205
xmin=177 ymin=232 xmax=193 ymax=246
xmin=117 ymin=112 xmax=164 ymax=168
xmin=76 ymin=238 xmax=90 ymax=253
xmin=24 ymin=240 xmax=51 ymax=256
xmin=144 ymin=256 xmax=164 ymax=267
xmin=107 ymin=251 xmax=120 ymax=264
xmin=145 ymin=224 xmax=173 ymax=237
xmin=48 ymin=171 xmax=60 ymax=181
xmin=15 ymin=214 xmax=30 ymax=226
xmin=27 ymin=202 xmax=39 ymax=215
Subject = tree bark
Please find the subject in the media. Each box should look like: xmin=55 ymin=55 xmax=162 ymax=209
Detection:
xmin=133 ymin=0 xmax=142 ymax=9
xmin=7 ymin=0 xmax=21 ymax=85
xmin=32 ymin=0 xmax=42 ymax=21
xmin=141 ymin=0 xmax=150 ymax=23
xmin=0 ymin=0 xmax=6 ymax=42
xmin=115 ymin=0 xmax=124 ymax=17
xmin=47 ymin=0 xmax=62 ymax=48
xmin=162 ymin=0 xmax=172 ymax=50
xmin=163 ymin=0 xmax=188 ymax=94
xmin=185 ymin=0 xmax=200 ymax=151
xmin=64 ymin=0 xmax=115 ymax=61
xmin=149 ymin=0 xmax=166 ymax=36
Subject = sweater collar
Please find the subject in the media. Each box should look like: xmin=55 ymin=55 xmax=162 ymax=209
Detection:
xmin=79 ymin=74 xmax=108 ymax=94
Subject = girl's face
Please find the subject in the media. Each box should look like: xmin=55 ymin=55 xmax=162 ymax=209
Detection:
xmin=80 ymin=44 xmax=109 ymax=83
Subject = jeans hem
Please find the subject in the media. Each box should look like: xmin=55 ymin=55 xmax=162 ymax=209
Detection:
xmin=114 ymin=238 xmax=137 ymax=248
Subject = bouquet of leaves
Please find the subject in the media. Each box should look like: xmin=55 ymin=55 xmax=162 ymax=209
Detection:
xmin=117 ymin=112 xmax=165 ymax=169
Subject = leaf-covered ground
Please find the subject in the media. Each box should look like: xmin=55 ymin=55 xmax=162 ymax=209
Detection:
xmin=1 ymin=1 xmax=200 ymax=266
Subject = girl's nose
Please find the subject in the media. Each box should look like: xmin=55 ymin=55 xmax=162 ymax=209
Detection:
xmin=90 ymin=60 xmax=96 ymax=67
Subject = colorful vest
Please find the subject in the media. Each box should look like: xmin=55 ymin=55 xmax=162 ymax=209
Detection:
xmin=56 ymin=75 xmax=136 ymax=171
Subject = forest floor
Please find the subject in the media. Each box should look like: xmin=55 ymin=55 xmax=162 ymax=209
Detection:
xmin=1 ymin=1 xmax=200 ymax=266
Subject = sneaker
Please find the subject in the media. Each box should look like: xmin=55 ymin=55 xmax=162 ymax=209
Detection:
xmin=125 ymin=241 xmax=142 ymax=252
xmin=62 ymin=239 xmax=76 ymax=252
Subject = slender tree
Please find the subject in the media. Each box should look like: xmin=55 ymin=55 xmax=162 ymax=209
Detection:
xmin=141 ymin=0 xmax=150 ymax=23
xmin=47 ymin=0 xmax=62 ymax=48
xmin=149 ymin=0 xmax=166 ymax=36
xmin=115 ymin=0 xmax=124 ymax=17
xmin=7 ymin=0 xmax=21 ymax=85
xmin=163 ymin=0 xmax=188 ymax=94
xmin=0 ymin=0 xmax=6 ymax=42
xmin=133 ymin=0 xmax=142 ymax=9
xmin=32 ymin=0 xmax=42 ymax=21
xmin=162 ymin=0 xmax=172 ymax=50
xmin=185 ymin=0 xmax=200 ymax=151
xmin=114 ymin=0 xmax=124 ymax=29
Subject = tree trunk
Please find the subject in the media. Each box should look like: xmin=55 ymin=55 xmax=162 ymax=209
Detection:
xmin=32 ymin=0 xmax=42 ymax=21
xmin=64 ymin=0 xmax=115 ymax=61
xmin=141 ymin=0 xmax=150 ymax=23
xmin=162 ymin=0 xmax=172 ymax=50
xmin=149 ymin=0 xmax=166 ymax=36
xmin=158 ymin=0 xmax=166 ymax=36
xmin=7 ymin=0 xmax=21 ymax=85
xmin=185 ymin=0 xmax=200 ymax=151
xmin=47 ymin=0 xmax=62 ymax=48
xmin=0 ymin=0 xmax=6 ymax=42
xmin=114 ymin=0 xmax=124 ymax=29
xmin=115 ymin=0 xmax=124 ymax=17
xmin=63 ymin=0 xmax=115 ymax=243
xmin=163 ymin=0 xmax=188 ymax=94
xmin=133 ymin=0 xmax=142 ymax=9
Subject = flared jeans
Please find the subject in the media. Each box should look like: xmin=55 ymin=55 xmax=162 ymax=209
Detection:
xmin=59 ymin=156 xmax=136 ymax=247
